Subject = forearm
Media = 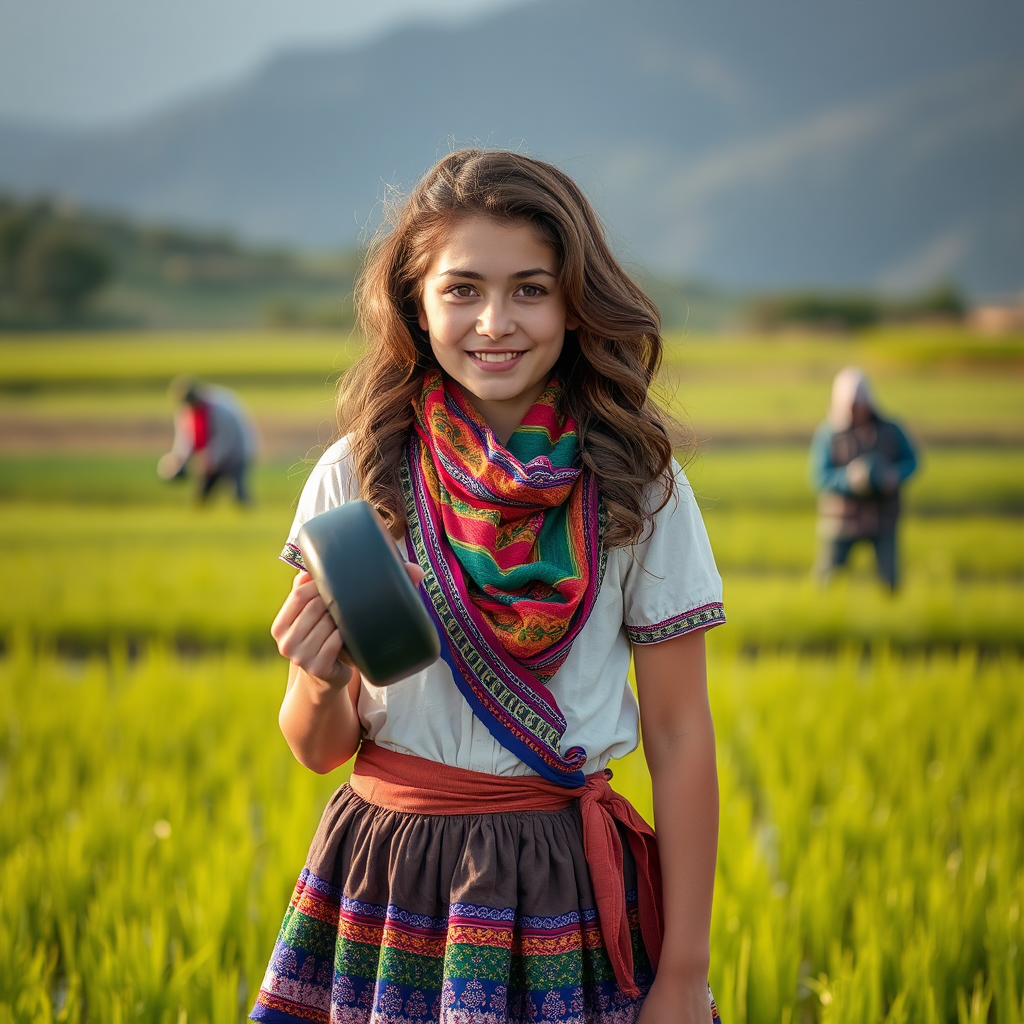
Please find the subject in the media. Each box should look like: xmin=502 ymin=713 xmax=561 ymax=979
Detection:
xmin=278 ymin=662 xmax=362 ymax=774
xmin=646 ymin=708 xmax=719 ymax=976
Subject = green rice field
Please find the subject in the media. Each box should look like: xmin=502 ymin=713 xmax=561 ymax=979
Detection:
xmin=1 ymin=328 xmax=1022 ymax=1023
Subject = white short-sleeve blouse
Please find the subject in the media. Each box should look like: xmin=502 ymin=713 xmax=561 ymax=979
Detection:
xmin=282 ymin=437 xmax=725 ymax=777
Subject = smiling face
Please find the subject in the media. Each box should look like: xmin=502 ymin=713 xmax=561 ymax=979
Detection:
xmin=416 ymin=216 xmax=577 ymax=444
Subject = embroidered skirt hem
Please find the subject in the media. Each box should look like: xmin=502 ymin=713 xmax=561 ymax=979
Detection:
xmin=251 ymin=784 xmax=719 ymax=1024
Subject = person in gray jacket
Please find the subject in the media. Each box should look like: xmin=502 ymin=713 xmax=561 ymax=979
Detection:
xmin=158 ymin=376 xmax=258 ymax=504
xmin=809 ymin=367 xmax=918 ymax=591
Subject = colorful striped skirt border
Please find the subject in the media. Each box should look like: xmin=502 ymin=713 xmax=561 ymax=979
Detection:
xmin=251 ymin=783 xmax=719 ymax=1023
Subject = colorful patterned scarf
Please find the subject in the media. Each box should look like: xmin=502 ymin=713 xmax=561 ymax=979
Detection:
xmin=402 ymin=370 xmax=605 ymax=787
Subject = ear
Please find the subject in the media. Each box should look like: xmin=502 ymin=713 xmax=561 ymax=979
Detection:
xmin=565 ymin=314 xmax=579 ymax=331
xmin=416 ymin=302 xmax=429 ymax=333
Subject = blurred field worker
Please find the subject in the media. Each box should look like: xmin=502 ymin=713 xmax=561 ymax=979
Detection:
xmin=157 ymin=375 xmax=258 ymax=504
xmin=809 ymin=367 xmax=918 ymax=591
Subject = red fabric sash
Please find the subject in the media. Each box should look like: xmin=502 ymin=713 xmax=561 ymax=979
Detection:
xmin=349 ymin=741 xmax=663 ymax=998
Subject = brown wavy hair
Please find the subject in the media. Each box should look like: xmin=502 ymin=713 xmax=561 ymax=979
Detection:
xmin=338 ymin=148 xmax=688 ymax=548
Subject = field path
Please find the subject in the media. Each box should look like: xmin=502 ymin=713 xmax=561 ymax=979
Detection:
xmin=0 ymin=415 xmax=330 ymax=457
xmin=4 ymin=413 xmax=1022 ymax=456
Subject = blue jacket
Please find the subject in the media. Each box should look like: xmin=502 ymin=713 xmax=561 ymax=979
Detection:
xmin=809 ymin=415 xmax=918 ymax=537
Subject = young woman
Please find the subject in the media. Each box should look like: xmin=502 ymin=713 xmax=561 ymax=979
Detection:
xmin=252 ymin=149 xmax=725 ymax=1024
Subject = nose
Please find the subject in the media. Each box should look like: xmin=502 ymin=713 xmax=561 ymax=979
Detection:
xmin=476 ymin=298 xmax=514 ymax=340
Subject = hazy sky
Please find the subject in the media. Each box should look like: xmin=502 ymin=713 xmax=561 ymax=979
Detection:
xmin=0 ymin=0 xmax=534 ymax=129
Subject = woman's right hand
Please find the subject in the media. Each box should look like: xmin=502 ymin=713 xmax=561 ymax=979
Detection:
xmin=271 ymin=571 xmax=352 ymax=688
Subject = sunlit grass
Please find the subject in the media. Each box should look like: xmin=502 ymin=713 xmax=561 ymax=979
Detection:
xmin=1 ymin=325 xmax=1022 ymax=1022
xmin=0 ymin=383 xmax=337 ymax=421
xmin=3 ymin=444 xmax=1022 ymax=514
xmin=664 ymin=375 xmax=1024 ymax=441
xmin=615 ymin=645 xmax=1024 ymax=1023
xmin=0 ymin=457 xmax=313 ymax=506
xmin=685 ymin=445 xmax=1024 ymax=515
xmin=705 ymin=510 xmax=1024 ymax=579
xmin=0 ymin=502 xmax=292 ymax=653
xmin=715 ymin=573 xmax=1024 ymax=652
xmin=2 ymin=500 xmax=1021 ymax=654
xmin=3 ymin=327 xmax=1023 ymax=441
xmin=0 ymin=643 xmax=340 ymax=1024
xmin=3 ymin=645 xmax=1021 ymax=1023
xmin=0 ymin=331 xmax=357 ymax=389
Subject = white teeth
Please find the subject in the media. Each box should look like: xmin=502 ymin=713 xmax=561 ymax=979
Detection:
xmin=473 ymin=351 xmax=521 ymax=363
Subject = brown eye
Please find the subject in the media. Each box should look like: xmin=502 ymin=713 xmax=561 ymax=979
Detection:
xmin=518 ymin=284 xmax=545 ymax=298
xmin=450 ymin=285 xmax=475 ymax=298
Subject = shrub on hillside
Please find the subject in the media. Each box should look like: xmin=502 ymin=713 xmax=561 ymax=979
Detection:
xmin=0 ymin=198 xmax=112 ymax=324
xmin=745 ymin=282 xmax=968 ymax=333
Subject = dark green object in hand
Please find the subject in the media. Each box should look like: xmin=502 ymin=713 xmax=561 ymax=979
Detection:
xmin=297 ymin=500 xmax=440 ymax=686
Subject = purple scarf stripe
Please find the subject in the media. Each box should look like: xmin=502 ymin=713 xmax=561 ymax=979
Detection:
xmin=435 ymin=449 xmax=544 ymax=509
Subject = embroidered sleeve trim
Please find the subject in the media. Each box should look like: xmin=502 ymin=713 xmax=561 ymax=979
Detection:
xmin=626 ymin=603 xmax=726 ymax=645
xmin=279 ymin=542 xmax=307 ymax=572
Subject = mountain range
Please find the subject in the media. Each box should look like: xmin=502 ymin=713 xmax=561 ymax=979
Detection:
xmin=1 ymin=0 xmax=1022 ymax=295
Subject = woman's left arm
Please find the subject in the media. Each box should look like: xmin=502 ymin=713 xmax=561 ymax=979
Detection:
xmin=633 ymin=627 xmax=719 ymax=1024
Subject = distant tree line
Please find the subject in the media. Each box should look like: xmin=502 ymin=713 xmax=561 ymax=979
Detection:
xmin=0 ymin=194 xmax=358 ymax=329
xmin=0 ymin=193 xmax=972 ymax=333
xmin=745 ymin=283 xmax=966 ymax=333
xmin=0 ymin=198 xmax=113 ymax=322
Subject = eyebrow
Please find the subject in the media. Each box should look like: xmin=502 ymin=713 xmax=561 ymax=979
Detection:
xmin=439 ymin=267 xmax=557 ymax=280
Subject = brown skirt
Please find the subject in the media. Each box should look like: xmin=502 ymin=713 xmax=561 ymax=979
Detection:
xmin=251 ymin=781 xmax=720 ymax=1024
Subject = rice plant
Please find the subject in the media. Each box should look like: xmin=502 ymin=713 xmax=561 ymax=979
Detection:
xmin=2 ymin=644 xmax=1021 ymax=1023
